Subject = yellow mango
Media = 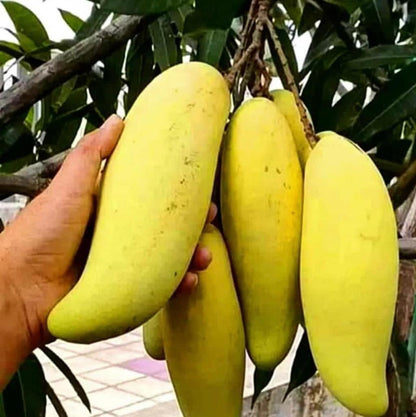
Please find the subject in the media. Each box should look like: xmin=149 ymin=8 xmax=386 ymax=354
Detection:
xmin=271 ymin=89 xmax=312 ymax=170
xmin=221 ymin=97 xmax=303 ymax=370
xmin=163 ymin=224 xmax=245 ymax=417
xmin=47 ymin=62 xmax=230 ymax=343
xmin=143 ymin=310 xmax=165 ymax=360
xmin=301 ymin=131 xmax=399 ymax=417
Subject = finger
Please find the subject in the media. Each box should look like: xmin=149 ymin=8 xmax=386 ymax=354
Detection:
xmin=206 ymin=202 xmax=218 ymax=224
xmin=173 ymin=272 xmax=198 ymax=296
xmin=189 ymin=245 xmax=212 ymax=271
xmin=47 ymin=115 xmax=124 ymax=199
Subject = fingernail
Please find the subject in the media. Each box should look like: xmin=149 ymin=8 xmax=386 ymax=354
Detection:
xmin=101 ymin=114 xmax=121 ymax=131
xmin=200 ymin=247 xmax=212 ymax=263
xmin=189 ymin=273 xmax=199 ymax=290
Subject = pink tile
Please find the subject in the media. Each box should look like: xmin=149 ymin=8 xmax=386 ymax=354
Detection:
xmin=120 ymin=357 xmax=169 ymax=376
xmin=153 ymin=369 xmax=171 ymax=382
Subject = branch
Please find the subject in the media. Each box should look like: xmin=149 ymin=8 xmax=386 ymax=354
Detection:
xmin=389 ymin=159 xmax=416 ymax=209
xmin=399 ymin=238 xmax=416 ymax=259
xmin=0 ymin=150 xmax=69 ymax=199
xmin=265 ymin=20 xmax=317 ymax=148
xmin=0 ymin=15 xmax=144 ymax=125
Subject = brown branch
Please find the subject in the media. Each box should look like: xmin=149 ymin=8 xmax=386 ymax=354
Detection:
xmin=0 ymin=15 xmax=144 ymax=125
xmin=0 ymin=150 xmax=69 ymax=199
xmin=389 ymin=159 xmax=416 ymax=209
xmin=265 ymin=20 xmax=318 ymax=148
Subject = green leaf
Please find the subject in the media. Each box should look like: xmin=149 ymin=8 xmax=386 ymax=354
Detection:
xmin=0 ymin=120 xmax=34 ymax=164
xmin=89 ymin=43 xmax=126 ymax=117
xmin=0 ymin=394 xmax=6 ymax=417
xmin=280 ymin=0 xmax=304 ymax=25
xmin=2 ymin=354 xmax=46 ymax=417
xmin=298 ymin=2 xmax=322 ymax=35
xmin=99 ymin=0 xmax=192 ymax=15
xmin=283 ymin=332 xmax=316 ymax=400
xmin=169 ymin=4 xmax=193 ymax=33
xmin=0 ymin=40 xmax=23 ymax=65
xmin=251 ymin=368 xmax=274 ymax=408
xmin=125 ymin=30 xmax=155 ymax=112
xmin=150 ymin=14 xmax=181 ymax=71
xmin=1 ymin=1 xmax=50 ymax=60
xmin=77 ymin=5 xmax=111 ymax=40
xmin=353 ymin=61 xmax=416 ymax=144
xmin=343 ymin=45 xmax=416 ymax=70
xmin=327 ymin=85 xmax=366 ymax=133
xmin=321 ymin=0 xmax=359 ymax=13
xmin=59 ymin=9 xmax=84 ymax=33
xmin=51 ymin=77 xmax=78 ymax=114
xmin=41 ymin=347 xmax=90 ymax=412
xmin=196 ymin=29 xmax=228 ymax=67
xmin=361 ymin=0 xmax=394 ymax=45
xmin=45 ymin=383 xmax=67 ymax=417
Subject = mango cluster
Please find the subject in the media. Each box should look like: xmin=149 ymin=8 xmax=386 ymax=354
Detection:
xmin=47 ymin=62 xmax=399 ymax=417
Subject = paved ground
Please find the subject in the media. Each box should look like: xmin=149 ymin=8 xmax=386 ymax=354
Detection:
xmin=38 ymin=327 xmax=302 ymax=416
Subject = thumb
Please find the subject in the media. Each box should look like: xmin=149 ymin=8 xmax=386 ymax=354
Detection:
xmin=47 ymin=114 xmax=124 ymax=198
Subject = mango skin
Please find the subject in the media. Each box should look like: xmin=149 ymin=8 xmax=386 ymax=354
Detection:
xmin=47 ymin=62 xmax=230 ymax=343
xmin=143 ymin=310 xmax=165 ymax=360
xmin=221 ymin=97 xmax=303 ymax=370
xmin=271 ymin=89 xmax=312 ymax=171
xmin=301 ymin=132 xmax=399 ymax=417
xmin=163 ymin=225 xmax=245 ymax=417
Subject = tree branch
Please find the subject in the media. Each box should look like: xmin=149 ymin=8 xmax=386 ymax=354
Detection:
xmin=389 ymin=159 xmax=416 ymax=209
xmin=0 ymin=150 xmax=69 ymax=199
xmin=0 ymin=15 xmax=144 ymax=125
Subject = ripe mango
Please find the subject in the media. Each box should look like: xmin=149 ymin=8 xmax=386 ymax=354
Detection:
xmin=221 ymin=97 xmax=303 ymax=370
xmin=301 ymin=131 xmax=399 ymax=417
xmin=143 ymin=310 xmax=164 ymax=360
xmin=163 ymin=224 xmax=245 ymax=417
xmin=271 ymin=89 xmax=312 ymax=170
xmin=47 ymin=62 xmax=230 ymax=343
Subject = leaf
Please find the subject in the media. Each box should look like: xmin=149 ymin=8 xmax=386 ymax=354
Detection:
xmin=353 ymin=60 xmax=416 ymax=145
xmin=298 ymin=2 xmax=322 ymax=35
xmin=0 ymin=394 xmax=6 ymax=417
xmin=98 ymin=0 xmax=192 ymax=15
xmin=280 ymin=0 xmax=304 ymax=25
xmin=321 ymin=0 xmax=359 ymax=13
xmin=343 ymin=45 xmax=416 ymax=70
xmin=0 ymin=120 xmax=34 ymax=164
xmin=51 ymin=77 xmax=78 ymax=114
xmin=41 ymin=347 xmax=90 ymax=412
xmin=150 ymin=14 xmax=181 ymax=71
xmin=361 ymin=0 xmax=394 ymax=45
xmin=327 ymin=85 xmax=366 ymax=133
xmin=45 ymin=383 xmax=67 ymax=417
xmin=2 ymin=354 xmax=46 ymax=417
xmin=89 ymin=43 xmax=126 ymax=117
xmin=196 ymin=29 xmax=228 ymax=67
xmin=283 ymin=332 xmax=317 ymax=400
xmin=77 ymin=5 xmax=110 ymax=40
xmin=251 ymin=368 xmax=275 ymax=408
xmin=125 ymin=30 xmax=155 ymax=111
xmin=1 ymin=1 xmax=50 ymax=60
xmin=169 ymin=4 xmax=193 ymax=33
xmin=0 ymin=40 xmax=23 ymax=65
xmin=59 ymin=9 xmax=84 ymax=33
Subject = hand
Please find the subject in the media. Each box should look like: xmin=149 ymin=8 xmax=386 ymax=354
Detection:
xmin=0 ymin=115 xmax=216 ymax=352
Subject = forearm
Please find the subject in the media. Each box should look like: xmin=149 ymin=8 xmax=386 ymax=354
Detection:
xmin=0 ymin=264 xmax=35 ymax=389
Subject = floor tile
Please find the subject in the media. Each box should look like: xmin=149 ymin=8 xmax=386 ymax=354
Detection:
xmin=51 ymin=376 xmax=106 ymax=399
xmin=113 ymin=400 xmax=157 ymax=416
xmin=106 ymin=331 xmax=140 ymax=346
xmin=121 ymin=357 xmax=167 ymax=376
xmin=153 ymin=392 xmax=176 ymax=403
xmin=122 ymin=342 xmax=147 ymax=356
xmin=66 ymin=356 xmax=109 ymax=374
xmin=60 ymin=398 xmax=103 ymax=416
xmin=118 ymin=377 xmax=172 ymax=398
xmin=87 ymin=387 xmax=142 ymax=411
xmin=153 ymin=369 xmax=171 ymax=382
xmin=41 ymin=362 xmax=66 ymax=383
xmin=87 ymin=347 xmax=138 ymax=364
xmin=58 ymin=341 xmax=114 ymax=355
xmin=84 ymin=367 xmax=144 ymax=385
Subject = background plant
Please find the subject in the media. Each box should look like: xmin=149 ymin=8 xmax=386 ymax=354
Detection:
xmin=0 ymin=0 xmax=415 ymax=416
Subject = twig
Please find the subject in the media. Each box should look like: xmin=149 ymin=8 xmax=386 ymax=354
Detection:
xmin=264 ymin=20 xmax=317 ymax=148
xmin=0 ymin=16 xmax=144 ymax=125
xmin=0 ymin=150 xmax=69 ymax=199
xmin=389 ymin=159 xmax=416 ymax=209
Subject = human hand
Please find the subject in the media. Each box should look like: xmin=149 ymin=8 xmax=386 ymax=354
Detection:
xmin=0 ymin=115 xmax=216 ymax=351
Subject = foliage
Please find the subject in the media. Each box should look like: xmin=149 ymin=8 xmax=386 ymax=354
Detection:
xmin=0 ymin=0 xmax=415 ymax=415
